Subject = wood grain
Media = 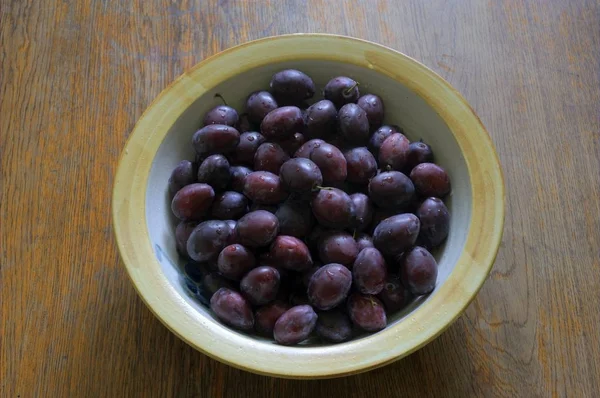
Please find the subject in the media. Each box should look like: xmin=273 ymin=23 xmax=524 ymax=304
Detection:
xmin=1 ymin=0 xmax=599 ymax=396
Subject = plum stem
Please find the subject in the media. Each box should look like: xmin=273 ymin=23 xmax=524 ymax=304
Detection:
xmin=214 ymin=93 xmax=228 ymax=106
xmin=343 ymin=81 xmax=359 ymax=96
xmin=314 ymin=186 xmax=334 ymax=191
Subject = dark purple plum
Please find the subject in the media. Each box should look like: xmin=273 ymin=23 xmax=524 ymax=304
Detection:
xmin=357 ymin=94 xmax=384 ymax=130
xmin=368 ymin=125 xmax=401 ymax=158
xmin=187 ymin=220 xmax=234 ymax=262
xmin=184 ymin=261 xmax=209 ymax=284
xmin=246 ymin=91 xmax=278 ymax=124
xmin=323 ymin=76 xmax=360 ymax=108
xmin=306 ymin=225 xmax=328 ymax=254
xmin=243 ymin=171 xmax=288 ymax=205
xmin=400 ymin=246 xmax=438 ymax=295
xmin=203 ymin=105 xmax=239 ymax=127
xmin=372 ymin=213 xmax=420 ymax=258
xmin=217 ymin=244 xmax=256 ymax=280
xmin=260 ymin=106 xmax=304 ymax=140
xmin=344 ymin=147 xmax=377 ymax=184
xmin=309 ymin=143 xmax=347 ymax=184
xmin=171 ymin=183 xmax=215 ymax=221
xmin=235 ymin=210 xmax=279 ymax=247
xmin=203 ymin=272 xmax=234 ymax=297
xmin=210 ymin=191 xmax=248 ymax=220
xmin=416 ymin=197 xmax=450 ymax=249
xmin=318 ymin=232 xmax=359 ymax=268
xmin=210 ymin=288 xmax=254 ymax=330
xmin=410 ymin=163 xmax=451 ymax=198
xmin=379 ymin=133 xmax=410 ymax=171
xmin=168 ymin=160 xmax=197 ymax=196
xmin=405 ymin=141 xmax=434 ymax=172
xmin=232 ymin=131 xmax=266 ymax=165
xmin=347 ymin=293 xmax=386 ymax=332
xmin=253 ymin=142 xmax=290 ymax=174
xmin=269 ymin=235 xmax=313 ymax=272
xmin=311 ymin=188 xmax=356 ymax=229
xmin=249 ymin=203 xmax=278 ymax=213
xmin=350 ymin=193 xmax=373 ymax=232
xmin=304 ymin=99 xmax=337 ymax=139
xmin=270 ymin=69 xmax=315 ymax=102
xmin=353 ymin=248 xmax=388 ymax=295
xmin=240 ymin=266 xmax=281 ymax=305
xmin=196 ymin=154 xmax=231 ymax=192
xmin=273 ymin=305 xmax=318 ymax=345
xmin=192 ymin=124 xmax=240 ymax=157
xmin=338 ymin=103 xmax=370 ymax=145
xmin=307 ymin=263 xmax=352 ymax=310
xmin=279 ymin=158 xmax=323 ymax=193
xmin=368 ymin=171 xmax=415 ymax=209
xmin=294 ymin=138 xmax=325 ymax=158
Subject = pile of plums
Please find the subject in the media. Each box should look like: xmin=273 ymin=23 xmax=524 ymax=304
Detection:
xmin=168 ymin=69 xmax=451 ymax=345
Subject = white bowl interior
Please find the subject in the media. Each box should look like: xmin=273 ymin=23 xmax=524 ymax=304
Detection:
xmin=145 ymin=60 xmax=471 ymax=344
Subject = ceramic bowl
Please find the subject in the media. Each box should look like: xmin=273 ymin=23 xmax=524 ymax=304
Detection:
xmin=112 ymin=34 xmax=504 ymax=378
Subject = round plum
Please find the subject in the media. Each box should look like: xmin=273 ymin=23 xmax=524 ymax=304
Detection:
xmin=203 ymin=105 xmax=239 ymax=127
xmin=235 ymin=210 xmax=279 ymax=248
xmin=269 ymin=235 xmax=313 ymax=271
xmin=304 ymin=100 xmax=337 ymax=139
xmin=246 ymin=91 xmax=278 ymax=124
xmin=353 ymin=248 xmax=388 ymax=295
xmin=338 ymin=103 xmax=370 ymax=145
xmin=323 ymin=76 xmax=360 ymax=108
xmin=279 ymin=158 xmax=323 ymax=194
xmin=400 ymin=246 xmax=438 ymax=295
xmin=318 ymin=232 xmax=359 ymax=268
xmin=307 ymin=263 xmax=352 ymax=310
xmin=210 ymin=288 xmax=254 ymax=330
xmin=416 ymin=197 xmax=450 ymax=249
xmin=187 ymin=220 xmax=234 ymax=262
xmin=311 ymin=188 xmax=356 ymax=229
xmin=192 ymin=124 xmax=240 ymax=157
xmin=368 ymin=171 xmax=415 ymax=210
xmin=171 ymin=183 xmax=215 ymax=221
xmin=217 ymin=243 xmax=256 ymax=280
xmin=240 ymin=266 xmax=281 ymax=305
xmin=243 ymin=171 xmax=288 ymax=205
xmin=168 ymin=160 xmax=197 ymax=196
xmin=357 ymin=94 xmax=384 ymax=130
xmin=344 ymin=147 xmax=377 ymax=184
xmin=372 ymin=213 xmax=420 ymax=258
xmin=410 ymin=163 xmax=451 ymax=198
xmin=273 ymin=305 xmax=318 ymax=345
xmin=347 ymin=293 xmax=386 ymax=332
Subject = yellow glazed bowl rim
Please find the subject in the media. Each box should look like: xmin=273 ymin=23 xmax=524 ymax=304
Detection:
xmin=112 ymin=33 xmax=505 ymax=378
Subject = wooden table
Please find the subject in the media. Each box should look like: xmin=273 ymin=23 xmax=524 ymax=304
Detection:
xmin=2 ymin=0 xmax=599 ymax=396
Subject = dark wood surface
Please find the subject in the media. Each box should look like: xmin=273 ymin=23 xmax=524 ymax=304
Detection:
xmin=2 ymin=0 xmax=599 ymax=396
